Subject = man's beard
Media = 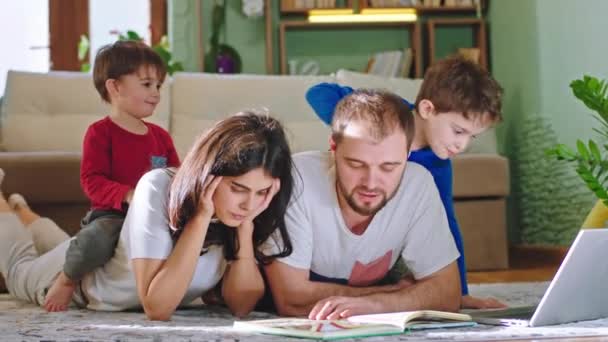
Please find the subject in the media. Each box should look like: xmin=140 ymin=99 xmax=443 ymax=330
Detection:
xmin=336 ymin=177 xmax=398 ymax=216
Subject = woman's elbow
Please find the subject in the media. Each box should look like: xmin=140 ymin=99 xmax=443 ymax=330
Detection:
xmin=144 ymin=308 xmax=173 ymax=321
xmin=226 ymin=288 xmax=264 ymax=318
xmin=142 ymin=300 xmax=175 ymax=321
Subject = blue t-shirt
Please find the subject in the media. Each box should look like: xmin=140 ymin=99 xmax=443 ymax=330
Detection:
xmin=305 ymin=83 xmax=469 ymax=295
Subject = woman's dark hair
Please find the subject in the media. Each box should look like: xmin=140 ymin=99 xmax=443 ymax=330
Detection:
xmin=168 ymin=111 xmax=293 ymax=264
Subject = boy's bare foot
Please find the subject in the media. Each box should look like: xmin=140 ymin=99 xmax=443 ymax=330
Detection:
xmin=44 ymin=272 xmax=76 ymax=312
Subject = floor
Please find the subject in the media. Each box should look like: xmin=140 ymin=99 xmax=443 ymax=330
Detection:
xmin=468 ymin=245 xmax=567 ymax=284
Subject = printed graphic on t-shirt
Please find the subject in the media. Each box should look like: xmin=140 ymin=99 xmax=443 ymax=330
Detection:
xmin=348 ymin=250 xmax=392 ymax=286
xmin=150 ymin=156 xmax=168 ymax=169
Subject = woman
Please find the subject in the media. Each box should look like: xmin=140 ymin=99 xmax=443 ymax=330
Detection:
xmin=0 ymin=111 xmax=294 ymax=320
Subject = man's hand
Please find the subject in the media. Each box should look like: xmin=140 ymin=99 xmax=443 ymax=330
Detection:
xmin=461 ymin=294 xmax=507 ymax=309
xmin=308 ymin=296 xmax=383 ymax=320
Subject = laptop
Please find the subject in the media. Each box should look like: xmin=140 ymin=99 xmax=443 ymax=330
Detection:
xmin=467 ymin=229 xmax=608 ymax=327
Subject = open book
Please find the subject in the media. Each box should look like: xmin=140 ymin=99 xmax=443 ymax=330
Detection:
xmin=233 ymin=310 xmax=475 ymax=340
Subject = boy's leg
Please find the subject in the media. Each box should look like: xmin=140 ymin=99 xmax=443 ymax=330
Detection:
xmin=0 ymin=210 xmax=68 ymax=306
xmin=63 ymin=211 xmax=124 ymax=281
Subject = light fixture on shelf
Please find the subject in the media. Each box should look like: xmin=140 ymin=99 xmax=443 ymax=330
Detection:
xmin=308 ymin=7 xmax=417 ymax=23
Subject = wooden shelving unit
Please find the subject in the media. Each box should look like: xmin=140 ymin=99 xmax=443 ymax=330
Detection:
xmin=278 ymin=20 xmax=422 ymax=76
xmin=264 ymin=0 xmax=489 ymax=75
xmin=427 ymin=18 xmax=487 ymax=69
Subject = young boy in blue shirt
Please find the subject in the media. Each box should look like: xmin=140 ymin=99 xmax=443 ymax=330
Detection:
xmin=306 ymin=55 xmax=505 ymax=309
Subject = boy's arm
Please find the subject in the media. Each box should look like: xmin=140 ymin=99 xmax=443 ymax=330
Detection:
xmin=433 ymin=161 xmax=469 ymax=295
xmin=264 ymin=261 xmax=401 ymax=317
xmin=81 ymin=125 xmax=131 ymax=210
xmin=305 ymin=82 xmax=416 ymax=126
xmin=305 ymin=83 xmax=354 ymax=125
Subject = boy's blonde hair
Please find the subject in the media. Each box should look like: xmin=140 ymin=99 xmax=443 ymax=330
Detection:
xmin=93 ymin=40 xmax=167 ymax=103
xmin=415 ymin=55 xmax=503 ymax=123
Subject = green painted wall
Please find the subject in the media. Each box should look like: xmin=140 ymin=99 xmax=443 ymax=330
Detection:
xmin=535 ymin=0 xmax=608 ymax=147
xmin=489 ymin=0 xmax=605 ymax=244
xmin=171 ymin=0 xmax=477 ymax=75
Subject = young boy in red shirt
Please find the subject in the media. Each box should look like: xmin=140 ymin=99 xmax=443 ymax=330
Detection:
xmin=44 ymin=40 xmax=180 ymax=311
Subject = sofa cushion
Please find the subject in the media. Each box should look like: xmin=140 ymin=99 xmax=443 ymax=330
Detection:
xmin=170 ymin=73 xmax=335 ymax=157
xmin=0 ymin=70 xmax=171 ymax=152
xmin=452 ymin=154 xmax=510 ymax=198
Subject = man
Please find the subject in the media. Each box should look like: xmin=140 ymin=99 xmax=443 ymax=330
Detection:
xmin=264 ymin=89 xmax=461 ymax=320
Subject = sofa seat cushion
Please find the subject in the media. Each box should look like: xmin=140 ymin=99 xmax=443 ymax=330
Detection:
xmin=452 ymin=154 xmax=509 ymax=198
xmin=170 ymin=73 xmax=335 ymax=157
xmin=1 ymin=70 xmax=171 ymax=152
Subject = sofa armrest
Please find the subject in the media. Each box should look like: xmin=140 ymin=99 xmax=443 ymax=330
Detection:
xmin=0 ymin=152 xmax=86 ymax=203
xmin=452 ymin=154 xmax=510 ymax=198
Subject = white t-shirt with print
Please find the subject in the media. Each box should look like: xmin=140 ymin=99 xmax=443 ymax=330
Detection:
xmin=275 ymin=151 xmax=458 ymax=285
xmin=82 ymin=169 xmax=227 ymax=311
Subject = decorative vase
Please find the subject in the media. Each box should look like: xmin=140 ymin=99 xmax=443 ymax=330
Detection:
xmin=581 ymin=199 xmax=608 ymax=228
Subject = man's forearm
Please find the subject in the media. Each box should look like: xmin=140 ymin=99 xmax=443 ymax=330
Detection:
xmin=366 ymin=265 xmax=461 ymax=313
xmin=281 ymin=281 xmax=399 ymax=316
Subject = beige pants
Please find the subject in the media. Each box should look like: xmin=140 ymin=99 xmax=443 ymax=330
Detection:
xmin=0 ymin=213 xmax=74 ymax=306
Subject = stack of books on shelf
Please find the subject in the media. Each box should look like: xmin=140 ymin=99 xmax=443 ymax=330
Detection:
xmin=368 ymin=0 xmax=479 ymax=7
xmin=365 ymin=48 xmax=413 ymax=78
xmin=444 ymin=0 xmax=477 ymax=7
xmin=368 ymin=0 xmax=418 ymax=7
xmin=282 ymin=0 xmax=337 ymax=9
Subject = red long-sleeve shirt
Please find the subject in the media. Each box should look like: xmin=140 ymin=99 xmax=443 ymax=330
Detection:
xmin=81 ymin=117 xmax=180 ymax=211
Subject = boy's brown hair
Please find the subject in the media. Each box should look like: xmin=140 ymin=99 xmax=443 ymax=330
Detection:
xmin=415 ymin=55 xmax=503 ymax=123
xmin=332 ymin=89 xmax=416 ymax=151
xmin=93 ymin=40 xmax=167 ymax=103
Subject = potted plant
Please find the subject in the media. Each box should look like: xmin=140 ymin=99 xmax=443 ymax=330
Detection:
xmin=204 ymin=0 xmax=242 ymax=74
xmin=546 ymin=75 xmax=608 ymax=227
xmin=77 ymin=30 xmax=184 ymax=75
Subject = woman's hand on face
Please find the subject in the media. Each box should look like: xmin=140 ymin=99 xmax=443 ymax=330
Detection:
xmin=198 ymin=175 xmax=223 ymax=220
xmin=239 ymin=179 xmax=281 ymax=231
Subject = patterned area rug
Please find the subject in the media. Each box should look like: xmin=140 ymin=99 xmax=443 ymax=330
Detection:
xmin=2 ymin=282 xmax=608 ymax=341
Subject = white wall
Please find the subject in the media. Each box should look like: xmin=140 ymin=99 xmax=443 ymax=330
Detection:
xmin=0 ymin=1 xmax=49 ymax=95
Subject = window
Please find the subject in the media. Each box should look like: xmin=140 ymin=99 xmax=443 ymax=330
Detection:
xmin=0 ymin=1 xmax=49 ymax=95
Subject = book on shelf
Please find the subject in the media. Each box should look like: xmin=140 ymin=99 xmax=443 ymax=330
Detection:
xmin=234 ymin=310 xmax=475 ymax=340
xmin=365 ymin=48 xmax=413 ymax=78
xmin=369 ymin=0 xmax=418 ymax=7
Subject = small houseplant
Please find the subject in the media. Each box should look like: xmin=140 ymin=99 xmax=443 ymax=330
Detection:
xmin=204 ymin=0 xmax=242 ymax=73
xmin=78 ymin=30 xmax=184 ymax=75
xmin=546 ymin=75 xmax=608 ymax=227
